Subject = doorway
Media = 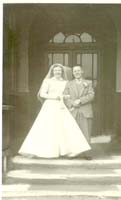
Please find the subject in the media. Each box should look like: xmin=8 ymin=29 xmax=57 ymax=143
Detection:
xmin=44 ymin=32 xmax=102 ymax=135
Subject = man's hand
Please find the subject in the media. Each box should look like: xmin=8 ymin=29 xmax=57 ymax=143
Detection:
xmin=72 ymin=99 xmax=81 ymax=107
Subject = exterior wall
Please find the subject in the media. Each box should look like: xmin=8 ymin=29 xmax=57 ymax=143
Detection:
xmin=105 ymin=6 xmax=121 ymax=140
xmin=3 ymin=8 xmax=17 ymax=154
xmin=3 ymin=6 xmax=32 ymax=154
xmin=116 ymin=30 xmax=121 ymax=93
xmin=114 ymin=94 xmax=121 ymax=140
xmin=98 ymin=43 xmax=116 ymax=134
xmin=114 ymin=27 xmax=121 ymax=140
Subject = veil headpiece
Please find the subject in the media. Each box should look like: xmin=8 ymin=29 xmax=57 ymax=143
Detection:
xmin=44 ymin=63 xmax=68 ymax=80
xmin=37 ymin=63 xmax=68 ymax=103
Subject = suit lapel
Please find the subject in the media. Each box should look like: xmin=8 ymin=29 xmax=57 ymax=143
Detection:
xmin=72 ymin=79 xmax=87 ymax=97
xmin=72 ymin=80 xmax=78 ymax=97
xmin=79 ymin=81 xmax=86 ymax=97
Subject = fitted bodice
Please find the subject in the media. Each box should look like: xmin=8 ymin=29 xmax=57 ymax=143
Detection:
xmin=40 ymin=77 xmax=67 ymax=98
xmin=48 ymin=78 xmax=66 ymax=96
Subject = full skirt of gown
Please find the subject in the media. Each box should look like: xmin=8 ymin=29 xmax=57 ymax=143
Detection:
xmin=19 ymin=99 xmax=91 ymax=158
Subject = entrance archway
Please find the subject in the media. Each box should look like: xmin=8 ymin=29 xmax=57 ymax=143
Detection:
xmin=29 ymin=5 xmax=116 ymax=136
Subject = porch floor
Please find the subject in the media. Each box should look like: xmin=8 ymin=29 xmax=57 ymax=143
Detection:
xmin=2 ymin=135 xmax=121 ymax=200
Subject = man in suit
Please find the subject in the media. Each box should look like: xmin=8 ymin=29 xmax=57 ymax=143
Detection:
xmin=64 ymin=66 xmax=95 ymax=149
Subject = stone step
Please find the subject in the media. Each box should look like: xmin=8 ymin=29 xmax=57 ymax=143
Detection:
xmin=6 ymin=168 xmax=121 ymax=184
xmin=10 ymin=155 xmax=121 ymax=170
xmin=2 ymin=184 xmax=121 ymax=200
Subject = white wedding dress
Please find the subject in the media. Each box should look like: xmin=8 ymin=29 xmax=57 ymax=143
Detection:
xmin=19 ymin=77 xmax=91 ymax=158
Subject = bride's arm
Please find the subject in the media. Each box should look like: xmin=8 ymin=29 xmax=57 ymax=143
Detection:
xmin=37 ymin=79 xmax=60 ymax=100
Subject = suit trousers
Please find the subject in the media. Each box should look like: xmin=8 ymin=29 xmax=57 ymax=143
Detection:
xmin=71 ymin=109 xmax=92 ymax=144
xmin=78 ymin=114 xmax=92 ymax=144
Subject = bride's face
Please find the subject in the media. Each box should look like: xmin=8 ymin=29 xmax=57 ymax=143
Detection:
xmin=53 ymin=66 xmax=62 ymax=78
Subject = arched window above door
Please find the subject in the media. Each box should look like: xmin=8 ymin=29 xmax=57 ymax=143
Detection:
xmin=65 ymin=35 xmax=80 ymax=43
xmin=48 ymin=31 xmax=98 ymax=85
xmin=49 ymin=32 xmax=96 ymax=43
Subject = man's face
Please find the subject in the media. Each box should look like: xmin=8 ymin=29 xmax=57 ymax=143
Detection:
xmin=73 ymin=66 xmax=83 ymax=79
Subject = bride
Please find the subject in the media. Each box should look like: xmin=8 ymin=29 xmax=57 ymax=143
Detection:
xmin=18 ymin=63 xmax=91 ymax=158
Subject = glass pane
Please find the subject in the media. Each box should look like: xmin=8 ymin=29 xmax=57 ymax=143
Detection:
xmin=48 ymin=54 xmax=52 ymax=66
xmin=76 ymin=54 xmax=81 ymax=65
xmin=81 ymin=32 xmax=92 ymax=42
xmin=64 ymin=54 xmax=69 ymax=66
xmin=65 ymin=35 xmax=80 ymax=43
xmin=82 ymin=54 xmax=92 ymax=79
xmin=53 ymin=54 xmax=64 ymax=65
xmin=53 ymin=32 xmax=65 ymax=43
xmin=93 ymin=54 xmax=97 ymax=79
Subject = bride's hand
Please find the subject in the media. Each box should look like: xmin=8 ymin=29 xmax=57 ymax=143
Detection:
xmin=63 ymin=95 xmax=70 ymax=99
xmin=56 ymin=96 xmax=61 ymax=100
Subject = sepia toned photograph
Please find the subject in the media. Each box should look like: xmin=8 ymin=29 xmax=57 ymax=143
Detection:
xmin=2 ymin=3 xmax=121 ymax=199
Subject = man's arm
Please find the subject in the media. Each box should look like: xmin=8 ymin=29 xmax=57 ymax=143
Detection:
xmin=63 ymin=82 xmax=74 ymax=109
xmin=63 ymin=82 xmax=81 ymax=108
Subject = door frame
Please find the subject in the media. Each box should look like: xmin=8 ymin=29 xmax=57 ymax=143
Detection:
xmin=44 ymin=43 xmax=104 ymax=135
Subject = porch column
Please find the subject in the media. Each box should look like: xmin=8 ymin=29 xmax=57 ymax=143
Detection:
xmin=17 ymin=27 xmax=29 ymax=93
xmin=2 ymin=8 xmax=16 ymax=175
xmin=13 ymin=25 xmax=32 ymax=153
